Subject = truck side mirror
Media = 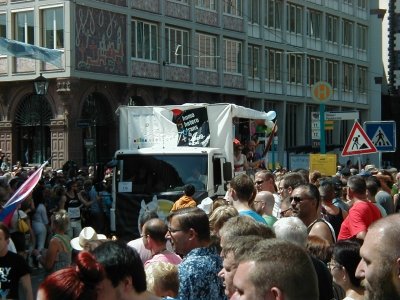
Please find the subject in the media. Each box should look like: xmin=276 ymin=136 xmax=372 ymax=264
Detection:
xmin=223 ymin=162 xmax=233 ymax=182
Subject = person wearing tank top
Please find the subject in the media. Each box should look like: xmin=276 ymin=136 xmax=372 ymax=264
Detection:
xmin=319 ymin=179 xmax=348 ymax=239
xmin=32 ymin=210 xmax=72 ymax=274
xmin=64 ymin=180 xmax=92 ymax=238
xmin=291 ymin=184 xmax=336 ymax=245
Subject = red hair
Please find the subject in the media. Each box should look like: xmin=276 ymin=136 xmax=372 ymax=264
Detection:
xmin=39 ymin=252 xmax=104 ymax=300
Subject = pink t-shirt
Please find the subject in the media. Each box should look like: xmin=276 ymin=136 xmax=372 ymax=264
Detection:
xmin=338 ymin=200 xmax=381 ymax=240
xmin=144 ymin=250 xmax=182 ymax=267
xmin=127 ymin=238 xmax=152 ymax=263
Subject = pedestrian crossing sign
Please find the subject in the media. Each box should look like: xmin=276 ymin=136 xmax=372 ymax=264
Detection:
xmin=364 ymin=121 xmax=396 ymax=152
xmin=342 ymin=122 xmax=377 ymax=156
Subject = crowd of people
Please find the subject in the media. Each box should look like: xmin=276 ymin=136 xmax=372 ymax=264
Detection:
xmin=0 ymin=150 xmax=400 ymax=299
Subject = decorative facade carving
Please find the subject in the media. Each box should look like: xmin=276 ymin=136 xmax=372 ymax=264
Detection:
xmin=56 ymin=79 xmax=72 ymax=94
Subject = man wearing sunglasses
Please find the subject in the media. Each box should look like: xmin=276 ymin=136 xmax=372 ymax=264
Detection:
xmin=254 ymin=170 xmax=281 ymax=218
xmin=277 ymin=172 xmax=306 ymax=200
xmin=290 ymin=183 xmax=336 ymax=245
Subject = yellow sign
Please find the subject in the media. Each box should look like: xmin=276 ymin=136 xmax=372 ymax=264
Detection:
xmin=311 ymin=81 xmax=333 ymax=103
xmin=309 ymin=154 xmax=337 ymax=176
xmin=325 ymin=120 xmax=334 ymax=130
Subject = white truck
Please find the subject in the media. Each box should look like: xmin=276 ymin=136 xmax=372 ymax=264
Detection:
xmin=111 ymin=103 xmax=276 ymax=240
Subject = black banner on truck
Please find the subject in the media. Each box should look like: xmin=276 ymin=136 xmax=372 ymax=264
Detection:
xmin=173 ymin=107 xmax=210 ymax=147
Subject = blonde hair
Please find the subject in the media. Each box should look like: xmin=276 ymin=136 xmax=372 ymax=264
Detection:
xmin=51 ymin=209 xmax=70 ymax=232
xmin=209 ymin=205 xmax=239 ymax=234
xmin=145 ymin=262 xmax=179 ymax=297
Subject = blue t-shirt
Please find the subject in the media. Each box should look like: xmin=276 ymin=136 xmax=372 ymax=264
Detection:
xmin=239 ymin=210 xmax=268 ymax=224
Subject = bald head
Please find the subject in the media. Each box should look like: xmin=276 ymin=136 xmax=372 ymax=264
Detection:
xmin=255 ymin=191 xmax=274 ymax=205
xmin=143 ymin=218 xmax=168 ymax=243
xmin=368 ymin=214 xmax=400 ymax=259
xmin=356 ymin=214 xmax=400 ymax=300
xmin=254 ymin=191 xmax=275 ymax=215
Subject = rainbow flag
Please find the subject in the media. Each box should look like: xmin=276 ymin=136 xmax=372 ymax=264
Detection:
xmin=0 ymin=161 xmax=48 ymax=226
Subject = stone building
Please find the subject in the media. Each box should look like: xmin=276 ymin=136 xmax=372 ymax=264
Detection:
xmin=0 ymin=0 xmax=384 ymax=169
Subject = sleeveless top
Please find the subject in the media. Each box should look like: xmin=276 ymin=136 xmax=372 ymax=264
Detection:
xmin=307 ymin=218 xmax=337 ymax=243
xmin=51 ymin=234 xmax=72 ymax=274
xmin=65 ymin=191 xmax=81 ymax=221
xmin=323 ymin=207 xmax=344 ymax=239
xmin=234 ymin=154 xmax=246 ymax=172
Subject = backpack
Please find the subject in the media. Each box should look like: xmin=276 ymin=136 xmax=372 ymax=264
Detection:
xmin=17 ymin=211 xmax=30 ymax=233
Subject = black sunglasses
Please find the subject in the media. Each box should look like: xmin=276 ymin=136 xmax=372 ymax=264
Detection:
xmin=280 ymin=208 xmax=292 ymax=217
xmin=289 ymin=196 xmax=310 ymax=203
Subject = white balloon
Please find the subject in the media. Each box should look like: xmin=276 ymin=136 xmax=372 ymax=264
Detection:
xmin=266 ymin=110 xmax=276 ymax=120
xmin=265 ymin=120 xmax=275 ymax=128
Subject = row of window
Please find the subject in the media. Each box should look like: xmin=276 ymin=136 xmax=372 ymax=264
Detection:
xmin=131 ymin=20 xmax=233 ymax=73
xmin=0 ymin=4 xmax=367 ymax=95
xmin=132 ymin=19 xmax=367 ymax=94
xmin=140 ymin=1 xmax=368 ymax=50
xmin=0 ymin=7 xmax=63 ymax=50
xmin=285 ymin=4 xmax=367 ymax=50
xmin=0 ymin=4 xmax=367 ymax=61
xmin=233 ymin=0 xmax=368 ymax=49
xmin=251 ymin=48 xmax=367 ymax=94
xmin=195 ymin=0 xmax=368 ymax=18
xmin=244 ymin=1 xmax=368 ymax=50
xmin=132 ymin=13 xmax=367 ymax=68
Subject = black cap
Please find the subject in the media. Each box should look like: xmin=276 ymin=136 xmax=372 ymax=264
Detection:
xmin=331 ymin=177 xmax=344 ymax=190
xmin=341 ymin=167 xmax=351 ymax=176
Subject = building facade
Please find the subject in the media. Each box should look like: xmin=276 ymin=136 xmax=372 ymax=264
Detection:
xmin=0 ymin=0 xmax=384 ymax=169
xmin=382 ymin=0 xmax=399 ymax=167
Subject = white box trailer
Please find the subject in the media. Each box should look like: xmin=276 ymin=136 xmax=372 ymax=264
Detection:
xmin=111 ymin=103 xmax=275 ymax=240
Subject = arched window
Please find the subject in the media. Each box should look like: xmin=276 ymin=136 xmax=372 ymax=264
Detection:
xmin=81 ymin=92 xmax=114 ymax=165
xmin=15 ymin=94 xmax=52 ymax=165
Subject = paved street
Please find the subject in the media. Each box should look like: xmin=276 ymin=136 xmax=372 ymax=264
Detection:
xmin=32 ymin=268 xmax=46 ymax=295
xmin=21 ymin=267 xmax=46 ymax=298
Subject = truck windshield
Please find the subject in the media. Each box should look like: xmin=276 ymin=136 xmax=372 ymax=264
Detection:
xmin=116 ymin=154 xmax=208 ymax=195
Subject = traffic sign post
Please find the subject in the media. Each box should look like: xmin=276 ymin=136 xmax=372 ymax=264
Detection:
xmin=364 ymin=121 xmax=396 ymax=152
xmin=342 ymin=122 xmax=377 ymax=156
xmin=325 ymin=111 xmax=359 ymax=121
xmin=311 ymin=82 xmax=333 ymax=154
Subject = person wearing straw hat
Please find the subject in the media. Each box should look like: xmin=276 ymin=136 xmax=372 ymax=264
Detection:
xmin=70 ymin=226 xmax=107 ymax=252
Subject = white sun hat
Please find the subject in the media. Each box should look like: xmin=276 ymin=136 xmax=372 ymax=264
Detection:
xmin=197 ymin=197 xmax=213 ymax=215
xmin=70 ymin=227 xmax=107 ymax=251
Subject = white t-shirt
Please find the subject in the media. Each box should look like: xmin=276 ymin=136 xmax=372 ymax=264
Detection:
xmin=8 ymin=238 xmax=17 ymax=253
xmin=272 ymin=193 xmax=282 ymax=218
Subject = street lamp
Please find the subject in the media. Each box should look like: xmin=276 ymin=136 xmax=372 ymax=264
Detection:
xmin=33 ymin=73 xmax=48 ymax=164
xmin=34 ymin=73 xmax=49 ymax=96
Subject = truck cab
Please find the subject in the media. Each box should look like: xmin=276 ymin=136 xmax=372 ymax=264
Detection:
xmin=112 ymin=147 xmax=231 ymax=240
